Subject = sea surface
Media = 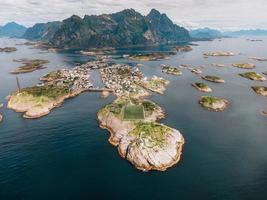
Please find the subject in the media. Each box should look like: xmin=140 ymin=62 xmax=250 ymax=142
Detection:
xmin=0 ymin=37 xmax=267 ymax=200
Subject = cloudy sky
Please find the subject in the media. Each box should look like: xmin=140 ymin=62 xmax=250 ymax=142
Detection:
xmin=0 ymin=0 xmax=267 ymax=30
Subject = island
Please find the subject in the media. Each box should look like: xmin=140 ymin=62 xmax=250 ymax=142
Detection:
xmin=8 ymin=62 xmax=93 ymax=118
xmin=10 ymin=59 xmax=49 ymax=74
xmin=190 ymin=68 xmax=202 ymax=74
xmin=249 ymin=57 xmax=267 ymax=61
xmin=212 ymin=63 xmax=225 ymax=67
xmin=251 ymin=86 xmax=267 ymax=97
xmin=192 ymin=82 xmax=212 ymax=92
xmin=239 ymin=72 xmax=266 ymax=81
xmin=199 ymin=96 xmax=229 ymax=111
xmin=262 ymin=71 xmax=267 ymax=76
xmin=128 ymin=53 xmax=171 ymax=61
xmin=0 ymin=47 xmax=17 ymax=53
xmin=162 ymin=65 xmax=182 ymax=76
xmin=176 ymin=45 xmax=192 ymax=52
xmin=232 ymin=63 xmax=255 ymax=69
xmin=98 ymin=96 xmax=184 ymax=171
xmin=203 ymin=52 xmax=234 ymax=56
xmin=202 ymin=75 xmax=225 ymax=83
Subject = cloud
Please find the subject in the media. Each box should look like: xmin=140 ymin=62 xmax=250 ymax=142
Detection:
xmin=0 ymin=0 xmax=266 ymax=30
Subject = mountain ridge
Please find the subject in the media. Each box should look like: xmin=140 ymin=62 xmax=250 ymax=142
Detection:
xmin=22 ymin=9 xmax=190 ymax=49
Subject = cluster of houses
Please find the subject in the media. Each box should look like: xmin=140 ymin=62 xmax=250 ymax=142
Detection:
xmin=100 ymin=64 xmax=144 ymax=96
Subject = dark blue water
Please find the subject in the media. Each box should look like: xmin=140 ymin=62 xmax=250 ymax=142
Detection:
xmin=1 ymin=37 xmax=267 ymax=200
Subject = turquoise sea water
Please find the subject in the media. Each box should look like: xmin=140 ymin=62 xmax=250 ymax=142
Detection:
xmin=0 ymin=37 xmax=267 ymax=200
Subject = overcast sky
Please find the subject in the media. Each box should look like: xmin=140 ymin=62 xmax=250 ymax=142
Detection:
xmin=0 ymin=0 xmax=267 ymax=30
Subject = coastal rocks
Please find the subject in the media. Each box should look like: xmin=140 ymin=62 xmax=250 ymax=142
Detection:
xmin=162 ymin=65 xmax=182 ymax=76
xmin=176 ymin=45 xmax=192 ymax=52
xmin=252 ymin=86 xmax=267 ymax=97
xmin=202 ymin=75 xmax=225 ymax=83
xmin=10 ymin=59 xmax=49 ymax=74
xmin=199 ymin=96 xmax=229 ymax=111
xmin=98 ymin=98 xmax=184 ymax=171
xmin=232 ymin=63 xmax=255 ymax=69
xmin=204 ymin=51 xmax=234 ymax=56
xmin=192 ymin=82 xmax=212 ymax=92
xmin=120 ymin=123 xmax=184 ymax=171
xmin=239 ymin=72 xmax=266 ymax=81
xmin=0 ymin=47 xmax=17 ymax=53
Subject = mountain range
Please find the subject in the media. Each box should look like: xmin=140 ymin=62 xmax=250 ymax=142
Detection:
xmin=22 ymin=9 xmax=190 ymax=49
xmin=0 ymin=22 xmax=27 ymax=38
xmin=190 ymin=28 xmax=267 ymax=39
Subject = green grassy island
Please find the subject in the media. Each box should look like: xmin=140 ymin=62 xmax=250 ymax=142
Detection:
xmin=202 ymin=75 xmax=225 ymax=83
xmin=128 ymin=53 xmax=170 ymax=61
xmin=162 ymin=66 xmax=182 ymax=76
xmin=252 ymin=86 xmax=267 ymax=97
xmin=98 ymin=97 xmax=184 ymax=171
xmin=239 ymin=72 xmax=266 ymax=81
xmin=7 ymin=85 xmax=72 ymax=118
xmin=204 ymin=51 xmax=234 ymax=56
xmin=199 ymin=96 xmax=229 ymax=111
xmin=192 ymin=82 xmax=212 ymax=92
xmin=10 ymin=59 xmax=49 ymax=74
xmin=232 ymin=63 xmax=255 ymax=69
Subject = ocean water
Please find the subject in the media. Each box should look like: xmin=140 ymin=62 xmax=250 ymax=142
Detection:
xmin=0 ymin=37 xmax=267 ymax=200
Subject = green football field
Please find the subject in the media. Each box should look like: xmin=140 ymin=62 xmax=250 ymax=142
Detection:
xmin=123 ymin=105 xmax=145 ymax=120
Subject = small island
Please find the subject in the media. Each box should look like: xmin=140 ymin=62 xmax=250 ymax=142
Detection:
xmin=232 ymin=63 xmax=255 ymax=69
xmin=239 ymin=72 xmax=266 ymax=81
xmin=190 ymin=68 xmax=202 ymax=74
xmin=251 ymin=86 xmax=267 ymax=97
xmin=199 ymin=96 xmax=229 ymax=111
xmin=162 ymin=65 xmax=182 ymax=76
xmin=204 ymin=51 xmax=234 ymax=56
xmin=10 ymin=59 xmax=49 ymax=74
xmin=176 ymin=45 xmax=192 ymax=52
xmin=128 ymin=53 xmax=171 ymax=61
xmin=212 ymin=63 xmax=225 ymax=67
xmin=0 ymin=47 xmax=17 ymax=53
xmin=192 ymin=82 xmax=212 ymax=92
xmin=249 ymin=57 xmax=267 ymax=61
xmin=8 ymin=62 xmax=93 ymax=118
xmin=202 ymin=75 xmax=225 ymax=83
